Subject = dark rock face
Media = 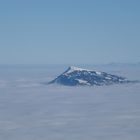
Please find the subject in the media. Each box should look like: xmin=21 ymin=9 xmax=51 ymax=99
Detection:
xmin=49 ymin=66 xmax=133 ymax=86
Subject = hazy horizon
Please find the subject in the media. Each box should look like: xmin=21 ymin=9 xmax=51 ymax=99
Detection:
xmin=0 ymin=0 xmax=140 ymax=65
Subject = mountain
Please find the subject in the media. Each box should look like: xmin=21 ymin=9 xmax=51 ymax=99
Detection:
xmin=48 ymin=66 xmax=136 ymax=86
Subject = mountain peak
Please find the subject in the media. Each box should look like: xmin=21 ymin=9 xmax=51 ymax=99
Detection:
xmin=48 ymin=66 xmax=135 ymax=86
xmin=65 ymin=66 xmax=91 ymax=74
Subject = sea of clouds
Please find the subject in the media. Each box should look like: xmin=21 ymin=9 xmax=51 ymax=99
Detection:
xmin=0 ymin=65 xmax=140 ymax=140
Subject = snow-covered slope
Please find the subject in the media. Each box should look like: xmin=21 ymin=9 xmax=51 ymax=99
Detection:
xmin=49 ymin=66 xmax=134 ymax=86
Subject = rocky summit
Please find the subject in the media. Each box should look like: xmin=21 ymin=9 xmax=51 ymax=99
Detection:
xmin=48 ymin=66 xmax=134 ymax=86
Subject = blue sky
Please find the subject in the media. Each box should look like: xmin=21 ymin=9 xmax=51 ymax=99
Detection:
xmin=0 ymin=0 xmax=140 ymax=65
